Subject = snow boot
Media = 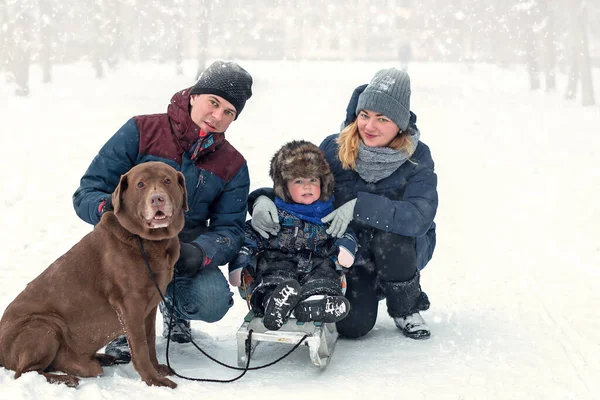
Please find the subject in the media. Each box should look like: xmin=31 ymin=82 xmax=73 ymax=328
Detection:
xmin=104 ymin=335 xmax=131 ymax=364
xmin=381 ymin=272 xmax=423 ymax=318
xmin=394 ymin=312 xmax=430 ymax=340
xmin=262 ymin=279 xmax=301 ymax=331
xmin=159 ymin=301 xmax=192 ymax=343
xmin=294 ymin=295 xmax=350 ymax=323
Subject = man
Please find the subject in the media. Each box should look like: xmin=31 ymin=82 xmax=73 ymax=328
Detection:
xmin=73 ymin=60 xmax=253 ymax=363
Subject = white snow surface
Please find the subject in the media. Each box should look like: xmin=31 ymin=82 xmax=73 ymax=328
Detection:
xmin=0 ymin=60 xmax=599 ymax=400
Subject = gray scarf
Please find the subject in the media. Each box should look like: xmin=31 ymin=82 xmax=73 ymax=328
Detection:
xmin=354 ymin=130 xmax=420 ymax=183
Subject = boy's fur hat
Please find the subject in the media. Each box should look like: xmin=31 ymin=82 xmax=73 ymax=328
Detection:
xmin=270 ymin=140 xmax=334 ymax=203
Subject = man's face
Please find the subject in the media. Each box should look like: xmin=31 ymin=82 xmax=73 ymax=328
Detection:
xmin=189 ymin=94 xmax=237 ymax=133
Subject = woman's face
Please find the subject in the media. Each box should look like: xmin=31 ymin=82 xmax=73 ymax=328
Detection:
xmin=357 ymin=109 xmax=400 ymax=147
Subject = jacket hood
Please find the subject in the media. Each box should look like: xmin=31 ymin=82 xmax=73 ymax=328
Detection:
xmin=167 ymin=87 xmax=225 ymax=158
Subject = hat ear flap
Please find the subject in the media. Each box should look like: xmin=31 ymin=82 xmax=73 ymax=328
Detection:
xmin=273 ymin=175 xmax=287 ymax=201
xmin=320 ymin=171 xmax=335 ymax=201
xmin=270 ymin=149 xmax=286 ymax=201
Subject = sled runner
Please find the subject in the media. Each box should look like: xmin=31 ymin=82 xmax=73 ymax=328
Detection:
xmin=236 ymin=310 xmax=338 ymax=368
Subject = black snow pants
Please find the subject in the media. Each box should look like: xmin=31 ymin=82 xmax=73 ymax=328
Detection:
xmin=250 ymin=250 xmax=343 ymax=315
xmin=336 ymin=229 xmax=428 ymax=339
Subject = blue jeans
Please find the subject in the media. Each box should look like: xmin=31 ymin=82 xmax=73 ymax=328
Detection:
xmin=164 ymin=266 xmax=233 ymax=322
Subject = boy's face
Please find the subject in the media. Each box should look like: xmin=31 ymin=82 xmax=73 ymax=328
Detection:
xmin=287 ymin=177 xmax=321 ymax=205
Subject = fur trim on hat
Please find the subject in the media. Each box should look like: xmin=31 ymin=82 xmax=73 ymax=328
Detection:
xmin=270 ymin=140 xmax=334 ymax=203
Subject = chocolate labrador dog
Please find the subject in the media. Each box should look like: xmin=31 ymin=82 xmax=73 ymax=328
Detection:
xmin=0 ymin=161 xmax=188 ymax=388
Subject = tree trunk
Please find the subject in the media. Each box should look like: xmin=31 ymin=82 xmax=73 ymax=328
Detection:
xmin=578 ymin=5 xmax=595 ymax=106
xmin=10 ymin=4 xmax=32 ymax=96
xmin=523 ymin=2 xmax=540 ymax=91
xmin=195 ymin=5 xmax=209 ymax=79
xmin=540 ymin=0 xmax=556 ymax=91
xmin=173 ymin=0 xmax=184 ymax=76
xmin=39 ymin=0 xmax=53 ymax=83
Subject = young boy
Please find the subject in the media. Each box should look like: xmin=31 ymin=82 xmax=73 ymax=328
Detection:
xmin=229 ymin=140 xmax=357 ymax=330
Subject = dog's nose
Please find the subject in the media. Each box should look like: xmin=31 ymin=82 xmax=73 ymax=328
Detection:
xmin=151 ymin=193 xmax=165 ymax=207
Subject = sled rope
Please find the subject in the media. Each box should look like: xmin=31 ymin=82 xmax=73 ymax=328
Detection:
xmin=136 ymin=236 xmax=309 ymax=383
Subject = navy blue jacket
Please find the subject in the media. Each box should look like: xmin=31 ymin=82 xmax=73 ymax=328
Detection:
xmin=319 ymin=134 xmax=437 ymax=270
xmin=73 ymin=88 xmax=250 ymax=267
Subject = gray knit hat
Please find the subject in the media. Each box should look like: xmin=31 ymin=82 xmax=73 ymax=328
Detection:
xmin=190 ymin=60 xmax=253 ymax=119
xmin=356 ymin=68 xmax=411 ymax=131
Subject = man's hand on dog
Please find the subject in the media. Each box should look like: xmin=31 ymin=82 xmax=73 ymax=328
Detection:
xmin=175 ymin=243 xmax=206 ymax=277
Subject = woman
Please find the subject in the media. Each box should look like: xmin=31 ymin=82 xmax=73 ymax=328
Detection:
xmin=250 ymin=68 xmax=437 ymax=340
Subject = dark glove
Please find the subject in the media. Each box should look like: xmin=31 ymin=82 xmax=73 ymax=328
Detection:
xmin=174 ymin=242 xmax=206 ymax=277
xmin=99 ymin=196 xmax=113 ymax=214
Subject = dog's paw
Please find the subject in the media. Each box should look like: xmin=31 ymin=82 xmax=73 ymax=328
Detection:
xmin=155 ymin=363 xmax=173 ymax=376
xmin=44 ymin=373 xmax=80 ymax=388
xmin=144 ymin=375 xmax=177 ymax=389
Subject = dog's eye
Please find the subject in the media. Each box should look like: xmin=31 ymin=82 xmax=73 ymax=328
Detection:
xmin=137 ymin=182 xmax=145 ymax=189
xmin=164 ymin=178 xmax=171 ymax=185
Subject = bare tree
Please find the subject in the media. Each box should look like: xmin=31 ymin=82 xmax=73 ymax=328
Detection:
xmin=565 ymin=0 xmax=595 ymax=106
xmin=5 ymin=1 xmax=34 ymax=96
xmin=173 ymin=0 xmax=185 ymax=76
xmin=38 ymin=0 xmax=53 ymax=83
xmin=195 ymin=5 xmax=209 ymax=78
xmin=539 ymin=0 xmax=556 ymax=91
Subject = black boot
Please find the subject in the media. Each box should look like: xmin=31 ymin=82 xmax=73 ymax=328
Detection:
xmin=294 ymin=295 xmax=350 ymax=323
xmin=263 ymin=279 xmax=301 ymax=330
xmin=104 ymin=335 xmax=131 ymax=364
xmin=159 ymin=301 xmax=192 ymax=343
xmin=381 ymin=272 xmax=431 ymax=340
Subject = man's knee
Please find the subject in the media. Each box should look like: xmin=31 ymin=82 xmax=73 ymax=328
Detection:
xmin=169 ymin=268 xmax=234 ymax=322
xmin=176 ymin=287 xmax=233 ymax=322
xmin=197 ymin=293 xmax=233 ymax=322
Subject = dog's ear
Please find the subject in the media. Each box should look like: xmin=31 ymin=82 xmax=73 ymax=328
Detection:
xmin=112 ymin=173 xmax=129 ymax=214
xmin=176 ymin=171 xmax=189 ymax=211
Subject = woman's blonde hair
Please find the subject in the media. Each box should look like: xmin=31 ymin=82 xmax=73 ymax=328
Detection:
xmin=337 ymin=119 xmax=416 ymax=170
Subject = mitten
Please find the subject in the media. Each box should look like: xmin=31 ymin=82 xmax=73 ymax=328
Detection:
xmin=174 ymin=242 xmax=206 ymax=277
xmin=98 ymin=196 xmax=113 ymax=214
xmin=337 ymin=246 xmax=355 ymax=268
xmin=228 ymin=246 xmax=252 ymax=286
xmin=322 ymin=199 xmax=357 ymax=238
xmin=251 ymin=196 xmax=280 ymax=239
xmin=229 ymin=269 xmax=242 ymax=287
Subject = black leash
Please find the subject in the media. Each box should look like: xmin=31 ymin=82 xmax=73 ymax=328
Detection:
xmin=136 ymin=236 xmax=308 ymax=382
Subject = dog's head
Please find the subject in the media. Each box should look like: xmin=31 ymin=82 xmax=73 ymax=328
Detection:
xmin=111 ymin=162 xmax=188 ymax=240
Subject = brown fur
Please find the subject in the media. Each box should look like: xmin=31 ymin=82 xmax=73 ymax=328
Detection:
xmin=270 ymin=140 xmax=334 ymax=203
xmin=0 ymin=161 xmax=189 ymax=388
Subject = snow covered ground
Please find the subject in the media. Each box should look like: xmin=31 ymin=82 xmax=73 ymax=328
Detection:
xmin=0 ymin=60 xmax=599 ymax=400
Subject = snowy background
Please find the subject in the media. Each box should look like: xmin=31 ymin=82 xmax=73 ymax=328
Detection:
xmin=0 ymin=59 xmax=599 ymax=400
xmin=1 ymin=1 xmax=600 ymax=399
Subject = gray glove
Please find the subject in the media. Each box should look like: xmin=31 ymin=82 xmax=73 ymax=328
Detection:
xmin=322 ymin=199 xmax=357 ymax=238
xmin=251 ymin=195 xmax=280 ymax=239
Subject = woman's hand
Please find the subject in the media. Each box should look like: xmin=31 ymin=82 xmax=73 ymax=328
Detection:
xmin=251 ymin=195 xmax=280 ymax=238
xmin=322 ymin=199 xmax=357 ymax=238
